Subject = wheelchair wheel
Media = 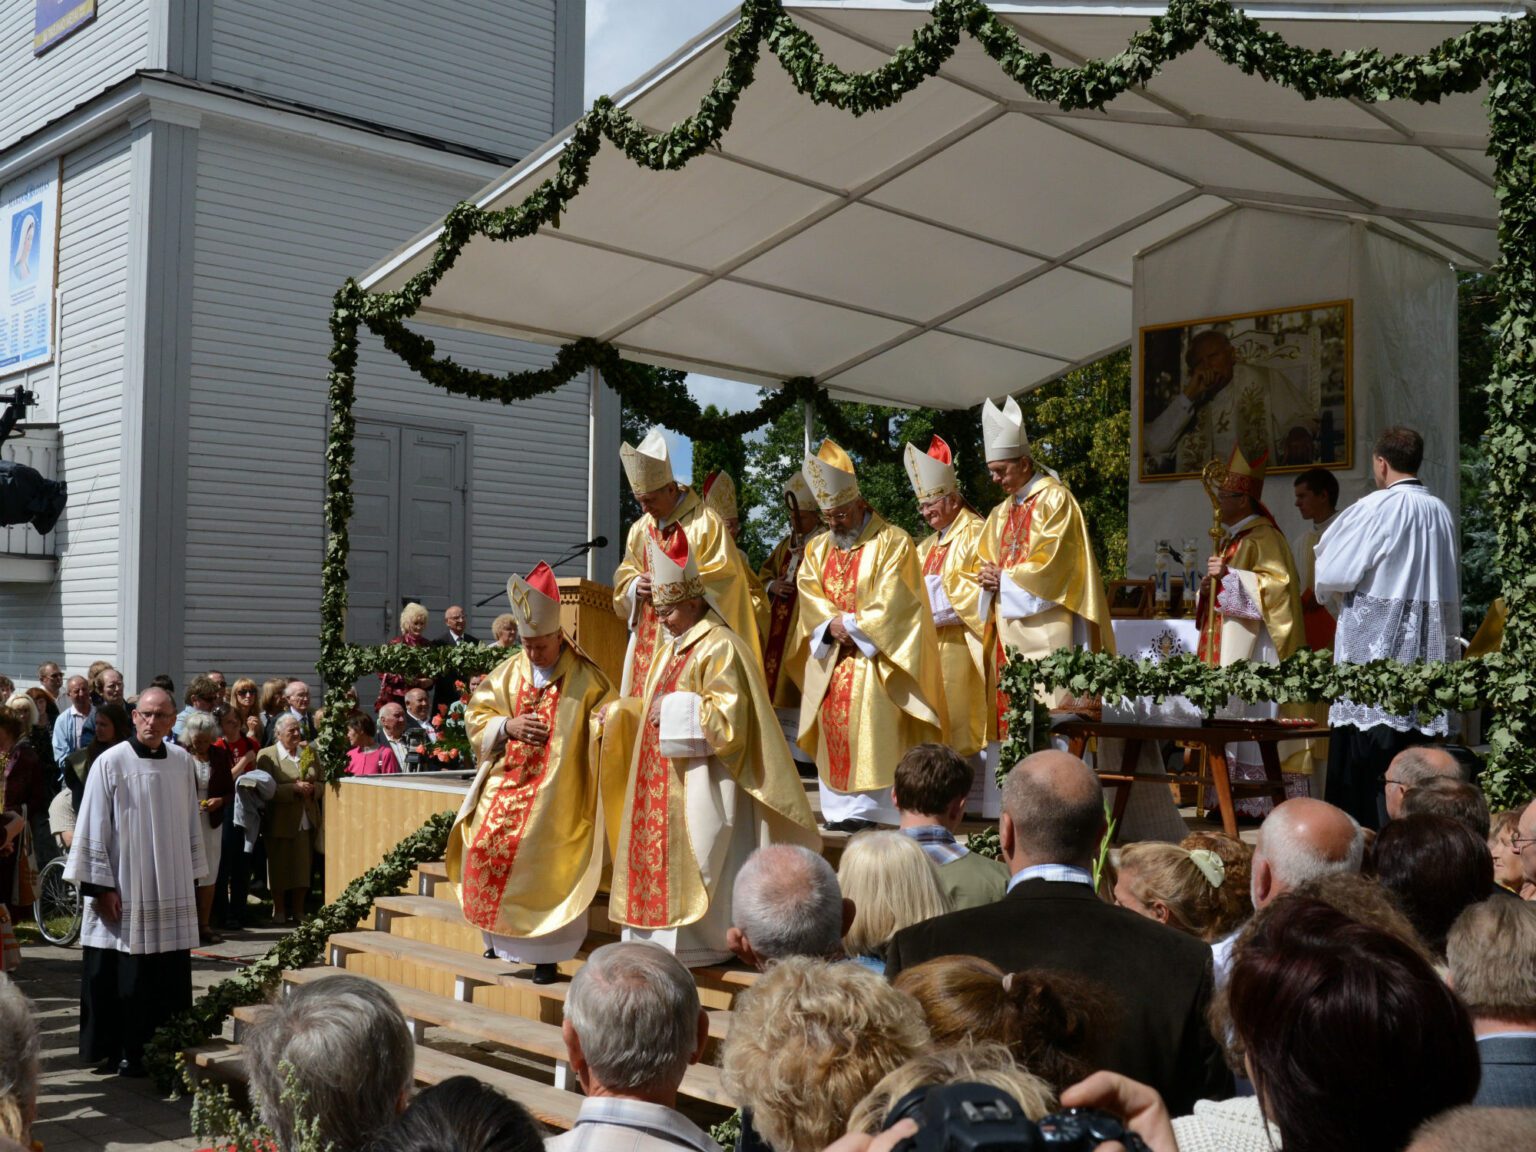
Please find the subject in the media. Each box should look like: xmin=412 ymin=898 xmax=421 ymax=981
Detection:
xmin=33 ymin=857 xmax=81 ymax=946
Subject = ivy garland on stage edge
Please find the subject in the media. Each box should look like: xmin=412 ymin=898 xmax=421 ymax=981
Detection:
xmin=142 ymin=811 xmax=456 ymax=1094
xmin=319 ymin=0 xmax=1536 ymax=799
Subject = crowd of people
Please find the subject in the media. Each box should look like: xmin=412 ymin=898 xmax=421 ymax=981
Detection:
xmin=2 ymin=403 xmax=1533 ymax=1150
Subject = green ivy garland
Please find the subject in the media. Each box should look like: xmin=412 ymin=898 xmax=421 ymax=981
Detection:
xmin=319 ymin=1 xmax=1536 ymax=801
xmin=143 ymin=810 xmax=455 ymax=1092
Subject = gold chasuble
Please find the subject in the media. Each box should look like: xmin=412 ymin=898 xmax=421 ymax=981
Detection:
xmin=1196 ymin=517 xmax=1304 ymax=666
xmin=448 ymin=645 xmax=615 ymax=939
xmin=607 ymin=614 xmax=819 ymax=939
xmin=612 ymin=486 xmax=760 ymax=697
xmin=917 ymin=508 xmax=989 ymax=758
xmin=980 ymin=474 xmax=1114 ymax=723
xmin=789 ymin=513 xmax=946 ymax=793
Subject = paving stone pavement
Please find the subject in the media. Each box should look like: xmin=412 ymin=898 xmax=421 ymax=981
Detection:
xmin=14 ymin=923 xmax=289 ymax=1152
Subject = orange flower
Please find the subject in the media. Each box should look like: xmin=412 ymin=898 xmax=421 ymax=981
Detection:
xmin=432 ymin=715 xmax=444 ymax=728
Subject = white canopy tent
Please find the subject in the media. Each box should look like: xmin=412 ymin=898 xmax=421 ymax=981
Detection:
xmin=360 ymin=1 xmax=1518 ymax=410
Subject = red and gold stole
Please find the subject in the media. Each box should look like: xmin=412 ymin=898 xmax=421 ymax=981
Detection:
xmin=460 ymin=674 xmax=563 ymax=930
xmin=1196 ymin=529 xmax=1250 ymax=665
xmin=625 ymin=647 xmax=695 ymax=927
xmin=820 ymin=545 xmax=862 ymax=791
xmin=761 ymin=547 xmax=796 ymax=693
xmin=629 ymin=521 xmax=682 ymax=696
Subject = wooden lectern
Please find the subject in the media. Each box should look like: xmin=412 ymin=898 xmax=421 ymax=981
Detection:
xmin=557 ymin=577 xmax=627 ymax=686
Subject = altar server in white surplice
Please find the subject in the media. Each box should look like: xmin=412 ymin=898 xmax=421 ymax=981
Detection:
xmin=65 ymin=687 xmax=208 ymax=1076
xmin=1314 ymin=426 xmax=1460 ymax=830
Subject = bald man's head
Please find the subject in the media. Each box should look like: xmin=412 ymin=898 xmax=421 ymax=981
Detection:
xmin=1386 ymin=746 xmax=1465 ymax=821
xmin=1253 ymin=797 xmax=1363 ymax=909
xmin=1000 ymin=750 xmax=1106 ymax=870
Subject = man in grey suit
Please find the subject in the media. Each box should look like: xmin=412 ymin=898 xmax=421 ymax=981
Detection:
xmin=1446 ymin=897 xmax=1536 ymax=1107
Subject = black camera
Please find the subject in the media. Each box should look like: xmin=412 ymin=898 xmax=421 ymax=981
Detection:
xmin=885 ymin=1083 xmax=1149 ymax=1152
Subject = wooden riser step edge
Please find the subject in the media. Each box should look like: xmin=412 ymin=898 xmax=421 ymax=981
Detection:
xmin=369 ymin=895 xmax=760 ymax=995
xmin=291 ymin=964 xmax=737 ymax=1044
xmin=186 ymin=1040 xmax=582 ymax=1132
xmin=326 ymin=932 xmax=735 ymax=1041
xmin=240 ymin=973 xmax=730 ymax=1107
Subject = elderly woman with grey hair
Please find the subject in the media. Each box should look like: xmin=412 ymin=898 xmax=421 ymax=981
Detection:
xmin=548 ymin=942 xmax=716 ymax=1152
xmin=181 ymin=711 xmax=235 ymax=944
xmin=0 ymin=977 xmax=39 ymax=1148
xmin=243 ymin=974 xmax=414 ymax=1151
xmin=255 ymin=714 xmax=319 ymax=925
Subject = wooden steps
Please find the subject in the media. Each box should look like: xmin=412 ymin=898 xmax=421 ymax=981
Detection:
xmin=256 ymin=968 xmax=730 ymax=1106
xmin=189 ymin=1040 xmax=583 ymax=1131
xmin=189 ymin=862 xmax=753 ymax=1133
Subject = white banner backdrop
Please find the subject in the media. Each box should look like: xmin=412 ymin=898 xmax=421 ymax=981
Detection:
xmin=1 ymin=160 xmax=59 ymax=377
xmin=1128 ymin=207 xmax=1458 ymax=577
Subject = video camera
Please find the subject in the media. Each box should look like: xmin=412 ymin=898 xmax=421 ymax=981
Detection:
xmin=0 ymin=384 xmax=67 ymax=534
xmin=885 ymin=1083 xmax=1149 ymax=1152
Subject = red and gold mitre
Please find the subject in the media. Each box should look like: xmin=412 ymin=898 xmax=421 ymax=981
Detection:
xmin=903 ymin=434 xmax=958 ymax=501
xmin=647 ymin=529 xmax=706 ymax=608
xmin=1220 ymin=444 xmax=1268 ymax=500
xmin=505 ymin=561 xmax=563 ymax=638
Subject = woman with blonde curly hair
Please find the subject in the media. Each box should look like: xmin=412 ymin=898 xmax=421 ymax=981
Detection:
xmin=891 ymin=955 xmax=1107 ymax=1090
xmin=845 ymin=1042 xmax=1056 ymax=1134
xmin=377 ymin=602 xmax=435 ymax=711
xmin=1114 ymin=837 xmax=1252 ymax=943
xmin=722 ymin=957 xmax=929 ymax=1152
xmin=837 ymin=831 xmax=951 ymax=971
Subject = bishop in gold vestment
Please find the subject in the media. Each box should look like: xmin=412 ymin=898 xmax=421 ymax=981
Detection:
xmin=613 ymin=430 xmax=761 ymax=696
xmin=906 ymin=436 xmax=989 ymax=760
xmin=601 ymin=532 xmax=819 ymax=966
xmin=1199 ymin=446 xmax=1309 ymax=814
xmin=447 ymin=563 xmax=615 ymax=978
xmin=978 ymin=397 xmax=1114 ymax=733
xmin=788 ymin=440 xmax=946 ymax=828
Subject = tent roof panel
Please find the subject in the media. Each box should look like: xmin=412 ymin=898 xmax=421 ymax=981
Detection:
xmin=360 ymin=3 xmax=1517 ymax=410
xmin=946 ymin=267 xmax=1133 ymax=361
xmin=618 ymin=279 xmax=915 ymax=380
xmin=732 ymin=202 xmax=1043 ymax=322
xmin=541 ymin=149 xmax=838 ymax=269
xmin=865 ymin=113 xmax=1193 ymax=255
xmin=826 ymin=328 xmax=1071 ymax=406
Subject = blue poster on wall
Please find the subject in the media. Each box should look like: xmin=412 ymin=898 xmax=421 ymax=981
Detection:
xmin=34 ymin=0 xmax=97 ymax=56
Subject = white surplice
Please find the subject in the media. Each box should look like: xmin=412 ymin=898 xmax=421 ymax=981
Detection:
xmin=1313 ymin=479 xmax=1461 ymax=735
xmin=64 ymin=740 xmax=209 ymax=954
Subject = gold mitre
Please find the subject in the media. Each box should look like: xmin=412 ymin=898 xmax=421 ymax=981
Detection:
xmin=701 ymin=470 xmax=739 ymax=522
xmin=981 ymin=395 xmax=1030 ymax=463
xmin=802 ymin=438 xmax=860 ymax=511
xmin=647 ymin=529 xmax=707 ymax=608
xmin=783 ymin=469 xmax=814 ymax=511
xmin=1220 ymin=443 xmax=1269 ymax=499
xmin=904 ymin=435 xmax=958 ymax=501
xmin=505 ymin=561 xmax=563 ymax=638
xmin=620 ymin=428 xmax=673 ymax=494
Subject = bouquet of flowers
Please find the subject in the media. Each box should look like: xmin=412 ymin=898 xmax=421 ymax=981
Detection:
xmin=425 ymin=681 xmax=475 ymax=768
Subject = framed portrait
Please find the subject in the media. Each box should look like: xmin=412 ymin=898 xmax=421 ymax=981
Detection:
xmin=1138 ymin=300 xmax=1352 ymax=482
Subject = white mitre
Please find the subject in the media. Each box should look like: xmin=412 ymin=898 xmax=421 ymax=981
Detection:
xmin=505 ymin=562 xmax=563 ymax=638
xmin=982 ymin=395 xmax=1030 ymax=463
xmin=620 ymin=428 xmax=673 ymax=493
xmin=783 ymin=470 xmax=814 ymax=511
xmin=904 ymin=435 xmax=958 ymax=501
xmin=802 ymin=439 xmax=860 ymax=511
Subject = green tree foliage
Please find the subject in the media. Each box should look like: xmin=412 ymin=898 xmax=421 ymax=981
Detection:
xmin=719 ymin=353 xmax=1131 ymax=575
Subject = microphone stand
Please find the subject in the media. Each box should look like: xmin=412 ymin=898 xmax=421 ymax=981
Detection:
xmin=472 ymin=540 xmax=603 ymax=607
